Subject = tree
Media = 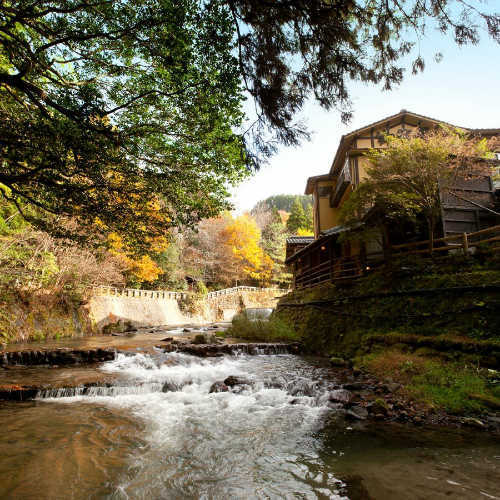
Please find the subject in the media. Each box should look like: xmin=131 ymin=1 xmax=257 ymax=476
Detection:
xmin=222 ymin=214 xmax=273 ymax=285
xmin=181 ymin=215 xmax=237 ymax=287
xmin=339 ymin=129 xmax=498 ymax=249
xmin=228 ymin=0 xmax=499 ymax=160
xmin=1 ymin=1 xmax=498 ymax=245
xmin=287 ymin=198 xmax=308 ymax=233
xmin=261 ymin=216 xmax=291 ymax=286
xmin=252 ymin=194 xmax=312 ymax=214
xmin=0 ymin=1 xmax=247 ymax=250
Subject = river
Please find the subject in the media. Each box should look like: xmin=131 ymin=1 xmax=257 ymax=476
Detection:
xmin=0 ymin=349 xmax=499 ymax=499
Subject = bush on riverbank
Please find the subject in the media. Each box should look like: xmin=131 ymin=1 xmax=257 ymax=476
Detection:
xmin=357 ymin=351 xmax=500 ymax=413
xmin=226 ymin=316 xmax=299 ymax=342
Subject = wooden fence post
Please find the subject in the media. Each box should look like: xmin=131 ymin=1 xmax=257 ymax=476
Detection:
xmin=462 ymin=232 xmax=469 ymax=255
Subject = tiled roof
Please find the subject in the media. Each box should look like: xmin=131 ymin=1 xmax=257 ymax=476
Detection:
xmin=470 ymin=128 xmax=500 ymax=135
xmin=320 ymin=225 xmax=351 ymax=236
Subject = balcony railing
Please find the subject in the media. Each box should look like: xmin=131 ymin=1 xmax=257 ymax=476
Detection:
xmin=293 ymin=224 xmax=500 ymax=289
xmin=330 ymin=158 xmax=351 ymax=207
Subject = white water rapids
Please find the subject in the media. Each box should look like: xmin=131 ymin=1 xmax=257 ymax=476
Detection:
xmin=37 ymin=351 xmax=348 ymax=499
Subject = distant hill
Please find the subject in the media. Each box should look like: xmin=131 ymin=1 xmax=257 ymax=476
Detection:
xmin=252 ymin=194 xmax=312 ymax=214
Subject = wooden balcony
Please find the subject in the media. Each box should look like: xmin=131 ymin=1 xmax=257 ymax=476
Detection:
xmin=290 ymin=224 xmax=500 ymax=289
xmin=330 ymin=158 xmax=351 ymax=207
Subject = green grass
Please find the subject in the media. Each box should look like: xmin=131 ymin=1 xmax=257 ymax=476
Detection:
xmin=226 ymin=316 xmax=300 ymax=342
xmin=358 ymin=351 xmax=500 ymax=414
xmin=408 ymin=361 xmax=491 ymax=413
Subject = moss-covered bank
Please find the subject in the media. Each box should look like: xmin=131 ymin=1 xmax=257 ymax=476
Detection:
xmin=275 ymin=253 xmax=500 ymax=366
xmin=0 ymin=290 xmax=95 ymax=344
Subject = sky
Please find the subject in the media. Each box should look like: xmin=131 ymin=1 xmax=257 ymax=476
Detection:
xmin=231 ymin=29 xmax=500 ymax=214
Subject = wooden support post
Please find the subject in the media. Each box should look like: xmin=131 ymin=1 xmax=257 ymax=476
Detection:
xmin=462 ymin=232 xmax=469 ymax=255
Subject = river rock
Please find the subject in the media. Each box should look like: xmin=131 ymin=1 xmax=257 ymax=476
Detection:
xmin=192 ymin=334 xmax=206 ymax=345
xmin=161 ymin=337 xmax=173 ymax=342
xmin=343 ymin=382 xmax=368 ymax=391
xmin=367 ymin=399 xmax=389 ymax=415
xmin=385 ymin=382 xmax=402 ymax=393
xmin=209 ymin=381 xmax=229 ymax=393
xmin=328 ymin=389 xmax=353 ymax=404
xmin=330 ymin=357 xmax=348 ymax=367
xmin=224 ymin=376 xmax=251 ymax=387
xmin=346 ymin=406 xmax=369 ymax=420
xmin=461 ymin=417 xmax=486 ymax=429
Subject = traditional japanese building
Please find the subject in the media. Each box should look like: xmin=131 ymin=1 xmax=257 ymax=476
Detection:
xmin=286 ymin=110 xmax=500 ymax=288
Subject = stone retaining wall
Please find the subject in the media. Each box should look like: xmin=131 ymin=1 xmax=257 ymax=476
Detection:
xmin=88 ymin=287 xmax=288 ymax=332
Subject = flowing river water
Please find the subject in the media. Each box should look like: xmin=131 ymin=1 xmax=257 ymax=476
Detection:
xmin=0 ymin=348 xmax=499 ymax=499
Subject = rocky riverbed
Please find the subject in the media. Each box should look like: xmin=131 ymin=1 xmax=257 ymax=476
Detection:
xmin=1 ymin=329 xmax=499 ymax=436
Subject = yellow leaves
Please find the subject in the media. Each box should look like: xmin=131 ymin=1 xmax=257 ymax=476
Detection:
xmin=107 ymin=232 xmax=164 ymax=283
xmin=222 ymin=213 xmax=273 ymax=284
xmin=296 ymin=227 xmax=313 ymax=236
xmin=127 ymin=255 xmax=163 ymax=282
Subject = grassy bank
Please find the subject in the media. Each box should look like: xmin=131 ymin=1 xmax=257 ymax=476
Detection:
xmin=269 ymin=252 xmax=500 ymax=415
xmin=357 ymin=351 xmax=500 ymax=414
xmin=275 ymin=253 xmax=500 ymax=360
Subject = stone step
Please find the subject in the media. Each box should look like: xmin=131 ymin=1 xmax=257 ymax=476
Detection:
xmin=0 ymin=348 xmax=115 ymax=367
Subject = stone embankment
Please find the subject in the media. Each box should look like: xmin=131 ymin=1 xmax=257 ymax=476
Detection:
xmin=89 ymin=285 xmax=287 ymax=332
xmin=155 ymin=339 xmax=302 ymax=357
xmin=0 ymin=347 xmax=115 ymax=367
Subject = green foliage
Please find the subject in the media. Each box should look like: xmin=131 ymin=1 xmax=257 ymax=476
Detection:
xmin=359 ymin=351 xmax=497 ymax=413
xmin=287 ymin=197 xmax=310 ymax=233
xmin=261 ymin=217 xmax=291 ymax=286
xmin=253 ymin=195 xmax=312 ymax=214
xmin=227 ymin=315 xmax=299 ymax=342
xmin=0 ymin=1 xmax=248 ymax=250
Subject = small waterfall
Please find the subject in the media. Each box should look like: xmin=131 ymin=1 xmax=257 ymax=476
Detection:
xmin=244 ymin=307 xmax=273 ymax=320
xmin=33 ymin=351 xmax=350 ymax=498
xmin=36 ymin=382 xmax=165 ymax=399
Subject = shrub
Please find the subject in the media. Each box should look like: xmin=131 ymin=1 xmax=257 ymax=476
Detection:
xmin=227 ymin=315 xmax=299 ymax=342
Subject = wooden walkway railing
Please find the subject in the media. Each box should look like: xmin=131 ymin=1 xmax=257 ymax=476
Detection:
xmin=294 ymin=224 xmax=500 ymax=289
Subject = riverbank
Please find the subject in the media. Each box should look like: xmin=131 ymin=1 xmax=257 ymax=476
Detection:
xmin=223 ymin=253 xmax=500 ymax=430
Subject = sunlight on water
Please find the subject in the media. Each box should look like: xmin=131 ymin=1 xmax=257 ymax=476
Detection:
xmin=38 ymin=352 xmax=346 ymax=499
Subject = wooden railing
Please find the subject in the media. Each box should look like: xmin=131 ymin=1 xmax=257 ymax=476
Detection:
xmin=391 ymin=224 xmax=500 ymax=257
xmin=294 ymin=224 xmax=500 ymax=289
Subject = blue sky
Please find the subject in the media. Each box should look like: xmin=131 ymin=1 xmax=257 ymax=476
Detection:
xmin=231 ymin=29 xmax=500 ymax=213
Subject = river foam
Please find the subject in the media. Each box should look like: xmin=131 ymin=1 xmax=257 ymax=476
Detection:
xmin=38 ymin=351 xmax=347 ymax=498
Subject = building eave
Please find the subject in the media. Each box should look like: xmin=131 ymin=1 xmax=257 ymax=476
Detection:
xmin=305 ymin=173 xmax=332 ymax=194
xmin=328 ymin=109 xmax=470 ymax=178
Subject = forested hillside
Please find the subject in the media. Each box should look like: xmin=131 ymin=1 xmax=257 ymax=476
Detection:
xmin=252 ymin=195 xmax=312 ymax=213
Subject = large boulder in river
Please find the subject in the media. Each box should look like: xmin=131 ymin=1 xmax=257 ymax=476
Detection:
xmin=192 ymin=333 xmax=217 ymax=345
xmin=224 ymin=376 xmax=251 ymax=387
xmin=328 ymin=389 xmax=353 ymax=405
xmin=209 ymin=381 xmax=229 ymax=393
